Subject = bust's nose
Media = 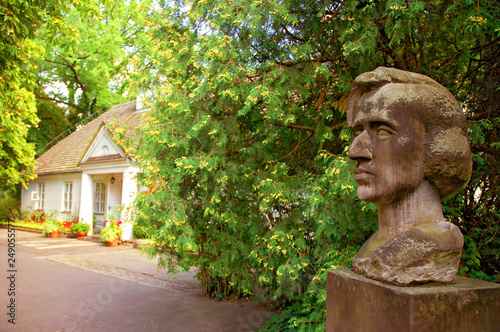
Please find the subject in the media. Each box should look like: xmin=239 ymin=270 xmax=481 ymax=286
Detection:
xmin=348 ymin=130 xmax=373 ymax=161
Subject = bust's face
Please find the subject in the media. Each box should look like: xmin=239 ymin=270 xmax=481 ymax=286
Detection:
xmin=347 ymin=86 xmax=426 ymax=205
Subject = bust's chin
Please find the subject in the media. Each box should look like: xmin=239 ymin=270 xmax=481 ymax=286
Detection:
xmin=352 ymin=221 xmax=463 ymax=285
xmin=356 ymin=187 xmax=382 ymax=204
xmin=356 ymin=189 xmax=394 ymax=205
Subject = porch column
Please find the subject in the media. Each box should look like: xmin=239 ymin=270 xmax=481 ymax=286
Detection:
xmin=80 ymin=172 xmax=94 ymax=234
xmin=120 ymin=169 xmax=138 ymax=240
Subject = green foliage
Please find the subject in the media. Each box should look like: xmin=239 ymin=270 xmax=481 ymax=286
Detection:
xmin=442 ymin=46 xmax=500 ymax=280
xmin=8 ymin=0 xmax=157 ymax=163
xmin=22 ymin=207 xmax=52 ymax=223
xmin=99 ymin=221 xmax=123 ymax=242
xmin=0 ymin=188 xmax=20 ymax=221
xmin=71 ymin=222 xmax=90 ymax=234
xmin=0 ymin=1 xmax=61 ymax=187
xmin=133 ymin=0 xmax=499 ymax=329
xmin=260 ymin=245 xmax=360 ymax=331
xmin=42 ymin=219 xmax=60 ymax=236
xmin=29 ymin=93 xmax=71 ymax=155
xmin=135 ymin=0 xmax=380 ymax=324
xmin=133 ymin=223 xmax=149 ymax=239
xmin=33 ymin=0 xmax=154 ymax=125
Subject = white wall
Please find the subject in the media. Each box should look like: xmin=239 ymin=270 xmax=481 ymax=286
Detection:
xmin=120 ymin=168 xmax=138 ymax=240
xmin=107 ymin=173 xmax=123 ymax=220
xmin=79 ymin=172 xmax=94 ymax=230
xmin=22 ymin=165 xmax=140 ymax=241
xmin=21 ymin=172 xmax=81 ymax=220
xmin=79 ymin=166 xmax=139 ymax=239
xmin=90 ymin=173 xmax=123 ymax=222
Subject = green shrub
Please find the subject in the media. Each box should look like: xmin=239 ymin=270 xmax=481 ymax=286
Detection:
xmin=0 ymin=189 xmax=19 ymax=221
xmin=71 ymin=223 xmax=90 ymax=234
xmin=42 ymin=219 xmax=60 ymax=237
xmin=99 ymin=221 xmax=123 ymax=242
xmin=133 ymin=223 xmax=149 ymax=239
xmin=132 ymin=0 xmax=498 ymax=330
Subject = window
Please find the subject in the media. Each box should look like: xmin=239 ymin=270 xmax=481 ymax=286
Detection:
xmin=101 ymin=145 xmax=109 ymax=156
xmin=63 ymin=182 xmax=73 ymax=212
xmin=37 ymin=183 xmax=45 ymax=210
xmin=94 ymin=182 xmax=106 ymax=213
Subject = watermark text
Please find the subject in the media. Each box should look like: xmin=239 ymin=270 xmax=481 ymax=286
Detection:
xmin=6 ymin=221 xmax=17 ymax=324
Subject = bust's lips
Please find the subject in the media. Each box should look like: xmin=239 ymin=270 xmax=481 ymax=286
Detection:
xmin=354 ymin=167 xmax=374 ymax=181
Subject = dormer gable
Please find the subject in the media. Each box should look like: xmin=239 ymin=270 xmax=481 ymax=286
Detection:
xmin=78 ymin=123 xmax=127 ymax=165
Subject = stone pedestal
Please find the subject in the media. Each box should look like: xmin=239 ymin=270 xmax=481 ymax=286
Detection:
xmin=327 ymin=269 xmax=500 ymax=332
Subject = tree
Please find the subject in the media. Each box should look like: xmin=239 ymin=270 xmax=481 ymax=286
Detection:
xmin=33 ymin=0 xmax=153 ymax=126
xmin=0 ymin=0 xmax=63 ymax=188
xmin=133 ymin=0 xmax=499 ymax=330
xmin=28 ymin=91 xmax=71 ymax=155
xmin=455 ymin=43 xmax=500 ymax=280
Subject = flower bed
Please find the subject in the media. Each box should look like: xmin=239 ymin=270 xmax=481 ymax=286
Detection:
xmin=22 ymin=216 xmax=79 ymax=231
xmin=60 ymin=220 xmax=78 ymax=232
xmin=1 ymin=216 xmax=81 ymax=233
xmin=105 ymin=220 xmax=123 ymax=226
xmin=0 ymin=221 xmax=44 ymax=231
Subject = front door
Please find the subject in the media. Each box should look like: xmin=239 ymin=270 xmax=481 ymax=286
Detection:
xmin=93 ymin=181 xmax=106 ymax=230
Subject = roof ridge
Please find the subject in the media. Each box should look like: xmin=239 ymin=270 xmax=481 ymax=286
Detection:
xmin=36 ymin=100 xmax=137 ymax=156
xmin=34 ymin=100 xmax=138 ymax=175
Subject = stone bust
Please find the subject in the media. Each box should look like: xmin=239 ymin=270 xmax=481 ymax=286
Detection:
xmin=346 ymin=67 xmax=472 ymax=285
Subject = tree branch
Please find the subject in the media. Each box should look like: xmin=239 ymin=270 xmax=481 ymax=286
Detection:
xmin=278 ymin=131 xmax=314 ymax=161
xmin=275 ymin=122 xmax=315 ymax=132
xmin=35 ymin=94 xmax=74 ymax=108
xmin=274 ymin=120 xmax=346 ymax=132
xmin=58 ymin=55 xmax=89 ymax=106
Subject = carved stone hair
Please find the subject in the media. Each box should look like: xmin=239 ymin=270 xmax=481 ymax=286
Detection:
xmin=346 ymin=67 xmax=472 ymax=198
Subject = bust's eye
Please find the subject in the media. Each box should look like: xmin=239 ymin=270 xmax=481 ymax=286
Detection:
xmin=354 ymin=129 xmax=363 ymax=137
xmin=350 ymin=126 xmax=364 ymax=138
xmin=377 ymin=126 xmax=394 ymax=137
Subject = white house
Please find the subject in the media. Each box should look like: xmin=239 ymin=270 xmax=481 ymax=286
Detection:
xmin=20 ymin=100 xmax=143 ymax=240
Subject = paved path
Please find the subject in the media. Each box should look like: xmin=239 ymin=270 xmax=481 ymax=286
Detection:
xmin=0 ymin=228 xmax=273 ymax=331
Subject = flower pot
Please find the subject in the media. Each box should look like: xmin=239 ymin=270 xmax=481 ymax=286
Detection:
xmin=107 ymin=238 xmax=119 ymax=247
xmin=75 ymin=232 xmax=87 ymax=238
xmin=50 ymin=230 xmax=59 ymax=238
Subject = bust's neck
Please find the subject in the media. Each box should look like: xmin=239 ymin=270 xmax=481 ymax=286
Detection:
xmin=377 ymin=181 xmax=444 ymax=239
